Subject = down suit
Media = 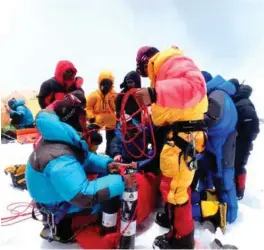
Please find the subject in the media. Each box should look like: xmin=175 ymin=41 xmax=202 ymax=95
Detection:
xmin=8 ymin=99 xmax=34 ymax=129
xmin=136 ymin=46 xmax=208 ymax=249
xmin=38 ymin=60 xmax=84 ymax=109
xmin=86 ymin=70 xmax=116 ymax=129
xmin=25 ymin=109 xmax=126 ymax=240
xmin=86 ymin=70 xmax=117 ymax=155
xmin=192 ymin=75 xmax=238 ymax=230
xmin=231 ymin=81 xmax=259 ymax=199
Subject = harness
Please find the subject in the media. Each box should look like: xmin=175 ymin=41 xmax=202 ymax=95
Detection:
xmin=32 ymin=202 xmax=72 ymax=242
xmin=166 ymin=120 xmax=207 ymax=170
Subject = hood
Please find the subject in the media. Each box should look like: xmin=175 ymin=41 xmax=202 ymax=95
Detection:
xmin=98 ymin=70 xmax=115 ymax=86
xmin=98 ymin=70 xmax=115 ymax=95
xmin=54 ymin=60 xmax=77 ymax=86
xmin=120 ymin=71 xmax=141 ymax=89
xmin=35 ymin=110 xmax=88 ymax=152
xmin=232 ymin=84 xmax=252 ymax=101
xmin=8 ymin=99 xmax=25 ymax=109
xmin=201 ymin=71 xmax=213 ymax=83
xmin=206 ymin=75 xmax=236 ymax=96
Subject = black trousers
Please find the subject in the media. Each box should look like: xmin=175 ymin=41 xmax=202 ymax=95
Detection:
xmin=105 ymin=129 xmax=115 ymax=155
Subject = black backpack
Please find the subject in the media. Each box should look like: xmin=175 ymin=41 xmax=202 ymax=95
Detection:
xmin=234 ymin=98 xmax=260 ymax=141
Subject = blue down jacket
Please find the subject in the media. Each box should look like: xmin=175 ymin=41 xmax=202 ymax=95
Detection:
xmin=25 ymin=110 xmax=125 ymax=216
xmin=196 ymin=75 xmax=238 ymax=223
xmin=9 ymin=99 xmax=34 ymax=128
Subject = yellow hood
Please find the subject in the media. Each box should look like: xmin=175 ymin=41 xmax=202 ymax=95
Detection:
xmin=98 ymin=70 xmax=115 ymax=87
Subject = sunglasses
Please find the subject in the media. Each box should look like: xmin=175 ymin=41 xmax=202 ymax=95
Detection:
xmin=63 ymin=69 xmax=75 ymax=80
xmin=126 ymin=79 xmax=136 ymax=85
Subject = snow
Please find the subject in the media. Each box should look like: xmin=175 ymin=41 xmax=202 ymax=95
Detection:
xmin=1 ymin=128 xmax=264 ymax=249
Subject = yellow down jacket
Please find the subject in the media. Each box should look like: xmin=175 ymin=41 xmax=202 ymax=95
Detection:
xmin=86 ymin=70 xmax=117 ymax=129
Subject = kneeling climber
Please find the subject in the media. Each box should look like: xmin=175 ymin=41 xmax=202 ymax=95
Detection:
xmin=25 ymin=90 xmax=136 ymax=243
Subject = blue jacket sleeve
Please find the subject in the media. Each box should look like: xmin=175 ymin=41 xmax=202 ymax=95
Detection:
xmin=10 ymin=106 xmax=25 ymax=119
xmin=83 ymin=151 xmax=113 ymax=174
xmin=45 ymin=155 xmax=125 ymax=208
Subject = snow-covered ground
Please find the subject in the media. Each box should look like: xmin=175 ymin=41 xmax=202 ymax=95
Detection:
xmin=1 ymin=128 xmax=264 ymax=249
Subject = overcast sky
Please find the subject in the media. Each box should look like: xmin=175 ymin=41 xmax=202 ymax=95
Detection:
xmin=1 ymin=0 xmax=263 ymax=115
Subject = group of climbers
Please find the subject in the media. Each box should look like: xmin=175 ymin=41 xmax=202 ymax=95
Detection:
xmin=2 ymin=45 xmax=260 ymax=249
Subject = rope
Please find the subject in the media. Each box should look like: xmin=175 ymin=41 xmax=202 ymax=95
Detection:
xmin=1 ymin=201 xmax=40 ymax=226
xmin=105 ymin=89 xmax=156 ymax=160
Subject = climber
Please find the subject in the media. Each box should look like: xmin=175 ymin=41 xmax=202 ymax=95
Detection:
xmin=25 ymin=90 xmax=136 ymax=243
xmin=86 ymin=70 xmax=117 ymax=155
xmin=109 ymin=114 xmax=159 ymax=174
xmin=116 ymin=70 xmax=142 ymax=122
xmin=5 ymin=98 xmax=34 ymax=129
xmin=86 ymin=123 xmax=103 ymax=153
xmin=134 ymin=46 xmax=208 ymax=249
xmin=229 ymin=78 xmax=260 ymax=200
xmin=37 ymin=60 xmax=84 ymax=109
xmin=191 ymin=72 xmax=238 ymax=233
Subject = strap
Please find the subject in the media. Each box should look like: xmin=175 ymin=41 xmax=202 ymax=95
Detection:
xmin=168 ymin=132 xmax=200 ymax=170
xmin=172 ymin=133 xmax=199 ymax=157
xmin=169 ymin=120 xmax=207 ymax=133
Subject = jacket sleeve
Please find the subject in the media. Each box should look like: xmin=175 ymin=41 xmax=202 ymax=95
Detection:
xmin=115 ymin=94 xmax=123 ymax=118
xmin=203 ymin=90 xmax=224 ymax=128
xmin=109 ymin=136 xmax=122 ymax=157
xmin=86 ymin=94 xmax=97 ymax=119
xmin=38 ymin=81 xmax=52 ymax=109
xmin=10 ymin=106 xmax=25 ymax=119
xmin=46 ymin=155 xmax=125 ymax=208
xmin=83 ymin=151 xmax=113 ymax=174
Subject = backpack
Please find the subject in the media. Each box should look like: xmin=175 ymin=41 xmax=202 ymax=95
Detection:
xmin=234 ymin=98 xmax=260 ymax=141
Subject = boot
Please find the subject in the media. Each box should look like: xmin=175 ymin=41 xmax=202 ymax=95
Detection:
xmin=155 ymin=203 xmax=170 ymax=229
xmin=40 ymin=215 xmax=76 ymax=243
xmin=153 ymin=233 xmax=172 ymax=249
xmin=153 ymin=201 xmax=195 ymax=249
xmin=171 ymin=231 xmax=195 ymax=249
xmin=153 ymin=231 xmax=195 ymax=249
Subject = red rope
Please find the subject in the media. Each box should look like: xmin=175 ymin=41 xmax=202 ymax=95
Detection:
xmin=105 ymin=89 xmax=156 ymax=160
xmin=1 ymin=201 xmax=40 ymax=226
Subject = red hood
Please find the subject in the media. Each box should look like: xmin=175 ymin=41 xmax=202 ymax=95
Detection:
xmin=54 ymin=60 xmax=77 ymax=86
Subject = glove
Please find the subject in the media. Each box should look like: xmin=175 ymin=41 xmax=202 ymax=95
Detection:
xmin=123 ymin=173 xmax=137 ymax=188
xmin=134 ymin=88 xmax=152 ymax=106
xmin=75 ymin=76 xmax=83 ymax=88
xmin=114 ymin=155 xmax=122 ymax=162
xmin=107 ymin=162 xmax=123 ymax=174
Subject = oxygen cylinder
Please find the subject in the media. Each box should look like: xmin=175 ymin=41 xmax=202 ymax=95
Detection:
xmin=101 ymin=196 xmax=120 ymax=236
xmin=119 ymin=169 xmax=138 ymax=249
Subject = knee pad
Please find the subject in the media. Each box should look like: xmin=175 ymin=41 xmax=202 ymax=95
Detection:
xmin=225 ymin=186 xmax=238 ymax=223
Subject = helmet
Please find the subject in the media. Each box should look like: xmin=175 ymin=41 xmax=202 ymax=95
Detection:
xmin=136 ymin=46 xmax=159 ymax=77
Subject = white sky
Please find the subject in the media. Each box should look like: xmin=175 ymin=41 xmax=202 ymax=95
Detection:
xmin=0 ymin=0 xmax=263 ymax=115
